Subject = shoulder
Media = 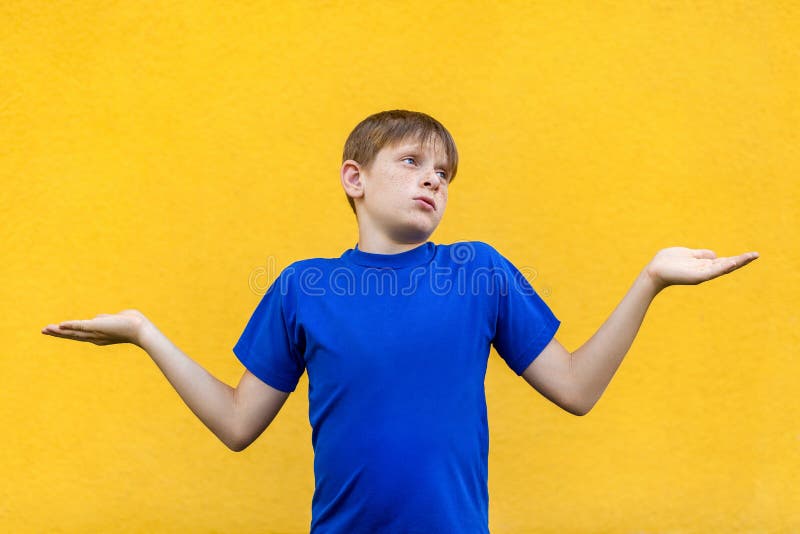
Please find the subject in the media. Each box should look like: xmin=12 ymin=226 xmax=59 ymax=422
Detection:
xmin=260 ymin=258 xmax=327 ymax=295
xmin=434 ymin=240 xmax=507 ymax=270
xmin=279 ymin=256 xmax=340 ymax=278
xmin=437 ymin=240 xmax=499 ymax=260
xmin=273 ymin=256 xmax=355 ymax=296
xmin=437 ymin=242 xmax=537 ymax=290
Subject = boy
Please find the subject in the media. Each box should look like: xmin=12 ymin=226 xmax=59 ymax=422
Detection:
xmin=42 ymin=109 xmax=759 ymax=533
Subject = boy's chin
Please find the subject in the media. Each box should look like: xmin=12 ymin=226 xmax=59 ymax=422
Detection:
xmin=411 ymin=229 xmax=439 ymax=243
xmin=388 ymin=226 xmax=437 ymax=244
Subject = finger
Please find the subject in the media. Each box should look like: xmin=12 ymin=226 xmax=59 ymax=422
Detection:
xmin=42 ymin=325 xmax=65 ymax=335
xmin=42 ymin=328 xmax=74 ymax=339
xmin=42 ymin=323 xmax=70 ymax=333
xmin=719 ymin=253 xmax=758 ymax=273
xmin=735 ymin=252 xmax=759 ymax=268
xmin=42 ymin=327 xmax=98 ymax=342
xmin=59 ymin=320 xmax=87 ymax=331
xmin=44 ymin=323 xmax=74 ymax=334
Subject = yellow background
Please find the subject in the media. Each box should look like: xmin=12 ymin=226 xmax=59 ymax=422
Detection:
xmin=2 ymin=1 xmax=797 ymax=532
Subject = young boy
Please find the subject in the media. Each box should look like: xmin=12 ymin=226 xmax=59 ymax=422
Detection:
xmin=42 ymin=110 xmax=759 ymax=533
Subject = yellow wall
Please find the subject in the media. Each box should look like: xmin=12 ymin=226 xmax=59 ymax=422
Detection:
xmin=3 ymin=1 xmax=797 ymax=532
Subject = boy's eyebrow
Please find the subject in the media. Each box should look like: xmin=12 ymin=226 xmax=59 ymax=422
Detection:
xmin=395 ymin=144 xmax=450 ymax=170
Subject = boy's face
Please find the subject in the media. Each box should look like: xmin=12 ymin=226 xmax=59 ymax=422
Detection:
xmin=342 ymin=136 xmax=451 ymax=247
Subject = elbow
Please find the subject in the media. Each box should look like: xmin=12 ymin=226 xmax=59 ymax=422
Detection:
xmin=226 ymin=440 xmax=245 ymax=452
xmin=562 ymin=373 xmax=597 ymax=416
xmin=565 ymin=403 xmax=592 ymax=417
xmin=225 ymin=435 xmax=250 ymax=452
xmin=563 ymin=390 xmax=595 ymax=417
xmin=223 ymin=426 xmax=252 ymax=452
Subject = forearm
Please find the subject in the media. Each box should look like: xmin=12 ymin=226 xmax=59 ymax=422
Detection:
xmin=570 ymin=268 xmax=662 ymax=412
xmin=137 ymin=321 xmax=239 ymax=450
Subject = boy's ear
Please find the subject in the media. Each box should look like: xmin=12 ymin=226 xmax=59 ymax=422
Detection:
xmin=341 ymin=160 xmax=365 ymax=201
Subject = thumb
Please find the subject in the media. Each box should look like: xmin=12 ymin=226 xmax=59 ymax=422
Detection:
xmin=692 ymin=249 xmax=717 ymax=259
xmin=59 ymin=320 xmax=85 ymax=331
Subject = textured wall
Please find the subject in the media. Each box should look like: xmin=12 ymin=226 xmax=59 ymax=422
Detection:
xmin=3 ymin=1 xmax=797 ymax=532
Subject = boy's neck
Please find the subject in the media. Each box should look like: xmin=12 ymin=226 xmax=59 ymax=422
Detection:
xmin=356 ymin=235 xmax=429 ymax=255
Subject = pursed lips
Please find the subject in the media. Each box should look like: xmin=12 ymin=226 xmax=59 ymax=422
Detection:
xmin=414 ymin=196 xmax=436 ymax=209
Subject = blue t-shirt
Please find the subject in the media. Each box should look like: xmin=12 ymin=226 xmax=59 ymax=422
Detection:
xmin=233 ymin=240 xmax=561 ymax=533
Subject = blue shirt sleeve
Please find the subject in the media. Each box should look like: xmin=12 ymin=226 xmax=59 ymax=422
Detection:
xmin=488 ymin=246 xmax=561 ymax=375
xmin=232 ymin=267 xmax=306 ymax=393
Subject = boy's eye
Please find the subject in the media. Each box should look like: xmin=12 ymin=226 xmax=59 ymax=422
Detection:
xmin=404 ymin=158 xmax=448 ymax=181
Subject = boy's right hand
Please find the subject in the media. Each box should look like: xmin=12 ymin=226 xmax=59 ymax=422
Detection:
xmin=41 ymin=309 xmax=149 ymax=347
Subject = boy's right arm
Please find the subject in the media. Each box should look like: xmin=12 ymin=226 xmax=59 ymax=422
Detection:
xmin=231 ymin=369 xmax=291 ymax=451
xmin=138 ymin=321 xmax=290 ymax=452
xmin=42 ymin=310 xmax=290 ymax=452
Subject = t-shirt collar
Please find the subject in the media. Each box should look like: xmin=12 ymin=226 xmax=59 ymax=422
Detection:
xmin=342 ymin=241 xmax=435 ymax=269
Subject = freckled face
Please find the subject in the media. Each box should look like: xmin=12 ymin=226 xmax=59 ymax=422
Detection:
xmin=359 ymin=137 xmax=451 ymax=244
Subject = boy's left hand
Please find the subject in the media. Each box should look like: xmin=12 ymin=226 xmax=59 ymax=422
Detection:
xmin=645 ymin=247 xmax=760 ymax=292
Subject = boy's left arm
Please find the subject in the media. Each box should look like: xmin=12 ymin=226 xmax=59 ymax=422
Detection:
xmin=521 ymin=247 xmax=760 ymax=416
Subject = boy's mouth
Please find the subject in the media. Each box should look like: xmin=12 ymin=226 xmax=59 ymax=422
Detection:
xmin=414 ymin=196 xmax=436 ymax=210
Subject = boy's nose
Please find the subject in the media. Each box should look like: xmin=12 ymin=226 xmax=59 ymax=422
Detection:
xmin=424 ymin=172 xmax=443 ymax=188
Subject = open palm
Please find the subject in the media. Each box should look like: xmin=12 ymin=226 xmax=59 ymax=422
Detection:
xmin=41 ymin=309 xmax=148 ymax=346
xmin=645 ymin=247 xmax=760 ymax=291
